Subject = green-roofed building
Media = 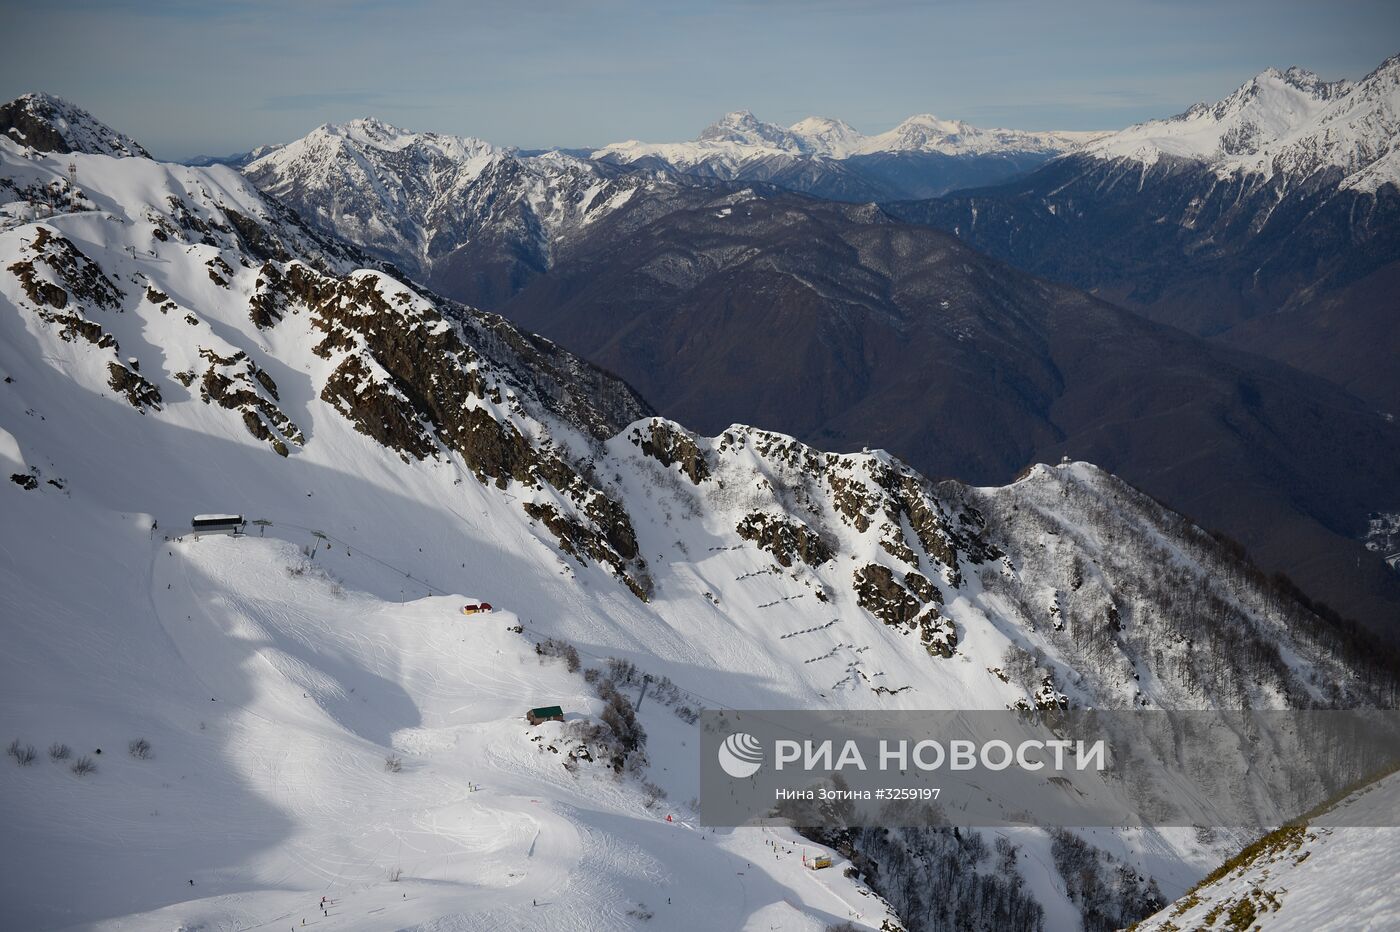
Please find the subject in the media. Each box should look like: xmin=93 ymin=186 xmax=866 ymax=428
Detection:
xmin=527 ymin=705 xmax=564 ymax=726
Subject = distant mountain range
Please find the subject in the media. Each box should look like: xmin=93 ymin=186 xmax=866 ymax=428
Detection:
xmin=887 ymin=55 xmax=1400 ymax=416
xmin=235 ymin=108 xmax=1106 ymax=311
xmin=593 ymin=109 xmax=1105 ymax=201
xmin=212 ymin=57 xmax=1400 ymax=632
xmin=183 ymin=145 xmax=281 ymax=169
xmin=602 ymin=109 xmax=1104 ymax=161
xmin=242 ymin=118 xmax=675 ymax=307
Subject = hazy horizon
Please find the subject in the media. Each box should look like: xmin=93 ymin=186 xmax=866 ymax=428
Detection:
xmin=1 ymin=0 xmax=1397 ymax=160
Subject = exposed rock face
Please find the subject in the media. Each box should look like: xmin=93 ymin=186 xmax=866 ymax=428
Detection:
xmin=205 ymin=255 xmax=234 ymax=287
xmin=195 ymin=348 xmax=302 ymax=456
xmin=247 ymin=262 xmax=293 ymax=329
xmin=5 ymin=228 xmax=142 ymax=411
xmin=816 ymin=444 xmax=998 ymax=591
xmin=524 ymin=500 xmax=648 ymax=600
xmin=736 ymin=512 xmax=833 ymax=567
xmin=629 ymin=418 xmax=710 ymax=484
xmin=852 ymin=563 xmax=955 ymax=658
xmin=852 ymin=563 xmax=923 ymax=625
xmin=451 ymin=308 xmax=654 ymax=444
xmin=7 ymin=227 xmax=123 ymax=312
xmin=106 ymin=362 xmax=162 ymax=412
xmin=621 ymin=425 xmax=994 ymax=670
xmin=246 ymin=262 xmax=652 ymax=596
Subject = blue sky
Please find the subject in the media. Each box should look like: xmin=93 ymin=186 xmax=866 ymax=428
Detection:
xmin=1 ymin=0 xmax=1396 ymax=159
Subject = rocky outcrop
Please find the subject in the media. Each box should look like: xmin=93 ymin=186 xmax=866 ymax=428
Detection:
xmin=196 ymin=348 xmax=302 ymax=456
xmin=736 ymin=512 xmax=832 ymax=567
xmin=7 ymin=227 xmax=123 ymax=311
xmin=630 ymin=419 xmax=710 ymax=484
xmin=277 ymin=266 xmax=650 ymax=596
xmin=852 ymin=564 xmax=956 ymax=658
xmin=107 ymin=361 xmax=161 ymax=412
xmin=205 ymin=255 xmax=234 ymax=287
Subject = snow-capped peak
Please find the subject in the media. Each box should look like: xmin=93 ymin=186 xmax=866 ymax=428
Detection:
xmin=1082 ymin=56 xmax=1400 ymax=191
xmin=865 ymin=113 xmax=973 ymax=152
xmin=0 ymin=92 xmax=150 ymax=159
xmin=259 ymin=117 xmax=503 ymax=169
xmin=696 ymin=109 xmax=804 ymax=150
xmin=595 ymin=109 xmax=1102 ymax=167
xmin=327 ymin=116 xmax=418 ymax=146
xmin=242 ymin=115 xmax=655 ymax=291
xmin=1182 ymin=65 xmax=1350 ymax=146
xmin=784 ymin=116 xmax=862 ymax=157
xmin=892 ymin=112 xmax=969 ymax=134
xmin=854 ymin=113 xmax=1105 ymax=157
xmin=334 ymin=116 xmax=498 ymax=158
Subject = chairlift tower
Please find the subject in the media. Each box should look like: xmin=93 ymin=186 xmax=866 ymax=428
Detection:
xmin=67 ymin=161 xmax=78 ymax=210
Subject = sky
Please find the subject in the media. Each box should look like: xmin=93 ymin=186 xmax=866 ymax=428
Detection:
xmin=1 ymin=0 xmax=1397 ymax=160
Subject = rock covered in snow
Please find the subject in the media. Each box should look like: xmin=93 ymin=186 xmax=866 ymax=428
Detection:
xmin=0 ymin=92 xmax=149 ymax=159
xmin=243 ymin=118 xmax=666 ymax=307
xmin=1083 ymin=55 xmax=1400 ymax=191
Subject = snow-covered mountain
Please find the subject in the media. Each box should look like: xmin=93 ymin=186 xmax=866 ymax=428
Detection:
xmin=1083 ymin=55 xmax=1399 ymax=191
xmin=598 ymin=109 xmax=1103 ymax=165
xmin=237 ymin=109 xmax=1102 ymax=312
xmin=888 ymin=52 xmax=1400 ymax=436
xmin=0 ymin=92 xmax=149 ymax=159
xmin=3 ymin=100 xmax=1398 ymax=931
xmin=243 ymin=118 xmax=669 ymax=308
xmin=591 ymin=109 xmax=1105 ymax=203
